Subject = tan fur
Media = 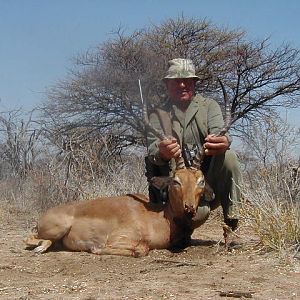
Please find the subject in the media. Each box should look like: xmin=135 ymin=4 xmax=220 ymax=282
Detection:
xmin=24 ymin=168 xmax=205 ymax=257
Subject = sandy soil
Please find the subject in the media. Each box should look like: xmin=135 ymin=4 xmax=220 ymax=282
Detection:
xmin=0 ymin=207 xmax=299 ymax=300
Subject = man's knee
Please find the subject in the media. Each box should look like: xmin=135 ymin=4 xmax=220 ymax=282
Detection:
xmin=223 ymin=150 xmax=240 ymax=174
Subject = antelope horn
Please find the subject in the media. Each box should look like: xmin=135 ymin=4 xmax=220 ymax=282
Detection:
xmin=192 ymin=146 xmax=206 ymax=169
xmin=174 ymin=153 xmax=186 ymax=170
xmin=139 ymin=79 xmax=185 ymax=170
xmin=217 ymin=77 xmax=232 ymax=136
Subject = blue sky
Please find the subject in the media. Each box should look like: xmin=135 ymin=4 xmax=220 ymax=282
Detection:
xmin=0 ymin=0 xmax=299 ymax=127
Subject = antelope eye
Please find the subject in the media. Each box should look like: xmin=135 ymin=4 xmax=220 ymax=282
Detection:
xmin=197 ymin=178 xmax=205 ymax=188
xmin=172 ymin=177 xmax=181 ymax=186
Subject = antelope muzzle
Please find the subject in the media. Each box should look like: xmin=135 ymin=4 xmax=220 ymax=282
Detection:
xmin=184 ymin=204 xmax=197 ymax=218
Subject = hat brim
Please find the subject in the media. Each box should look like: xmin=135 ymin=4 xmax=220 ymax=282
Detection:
xmin=163 ymin=76 xmax=200 ymax=82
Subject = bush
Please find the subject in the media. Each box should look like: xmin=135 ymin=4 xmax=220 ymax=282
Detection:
xmin=240 ymin=165 xmax=300 ymax=254
xmin=0 ymin=155 xmax=148 ymax=213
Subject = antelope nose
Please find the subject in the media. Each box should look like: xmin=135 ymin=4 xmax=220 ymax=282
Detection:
xmin=184 ymin=204 xmax=196 ymax=217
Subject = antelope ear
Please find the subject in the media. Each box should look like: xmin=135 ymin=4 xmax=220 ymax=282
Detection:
xmin=150 ymin=176 xmax=172 ymax=190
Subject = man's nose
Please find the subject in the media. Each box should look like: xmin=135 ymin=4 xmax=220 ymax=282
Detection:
xmin=179 ymin=81 xmax=186 ymax=88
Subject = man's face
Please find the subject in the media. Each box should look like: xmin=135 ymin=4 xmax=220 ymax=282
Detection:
xmin=166 ymin=78 xmax=196 ymax=105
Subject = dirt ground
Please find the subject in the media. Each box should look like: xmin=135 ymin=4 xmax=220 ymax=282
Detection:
xmin=0 ymin=206 xmax=299 ymax=300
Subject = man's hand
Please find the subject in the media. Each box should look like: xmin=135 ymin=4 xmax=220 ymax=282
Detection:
xmin=158 ymin=137 xmax=181 ymax=161
xmin=204 ymin=134 xmax=230 ymax=156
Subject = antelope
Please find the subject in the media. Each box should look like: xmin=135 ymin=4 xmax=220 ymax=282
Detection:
xmin=24 ymin=166 xmax=205 ymax=257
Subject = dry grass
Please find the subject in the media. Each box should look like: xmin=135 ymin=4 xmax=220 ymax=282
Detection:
xmin=79 ymin=156 xmax=148 ymax=198
xmin=240 ymin=166 xmax=300 ymax=255
xmin=0 ymin=155 xmax=148 ymax=213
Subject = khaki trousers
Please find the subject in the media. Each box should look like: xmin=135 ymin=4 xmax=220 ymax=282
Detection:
xmin=193 ymin=150 xmax=242 ymax=227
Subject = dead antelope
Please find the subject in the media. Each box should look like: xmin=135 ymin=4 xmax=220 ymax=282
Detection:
xmin=25 ymin=166 xmax=205 ymax=257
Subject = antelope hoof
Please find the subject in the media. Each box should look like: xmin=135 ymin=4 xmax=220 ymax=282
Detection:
xmin=33 ymin=240 xmax=53 ymax=254
xmin=34 ymin=245 xmax=47 ymax=254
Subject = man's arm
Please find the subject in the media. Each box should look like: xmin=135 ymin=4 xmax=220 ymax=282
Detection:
xmin=205 ymin=99 xmax=231 ymax=156
xmin=204 ymin=134 xmax=230 ymax=156
xmin=146 ymin=110 xmax=181 ymax=164
xmin=158 ymin=138 xmax=181 ymax=161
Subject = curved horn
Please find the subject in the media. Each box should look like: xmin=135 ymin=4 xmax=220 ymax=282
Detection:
xmin=217 ymin=77 xmax=232 ymax=136
xmin=192 ymin=146 xmax=205 ymax=169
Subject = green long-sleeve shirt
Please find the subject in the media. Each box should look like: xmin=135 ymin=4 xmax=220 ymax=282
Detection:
xmin=146 ymin=94 xmax=231 ymax=166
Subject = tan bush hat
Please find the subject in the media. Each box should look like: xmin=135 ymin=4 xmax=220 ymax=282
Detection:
xmin=163 ymin=58 xmax=200 ymax=81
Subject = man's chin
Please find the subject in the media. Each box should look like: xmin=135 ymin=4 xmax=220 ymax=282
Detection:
xmin=178 ymin=97 xmax=192 ymax=103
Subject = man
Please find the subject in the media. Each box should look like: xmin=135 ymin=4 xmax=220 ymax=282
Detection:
xmin=146 ymin=58 xmax=242 ymax=238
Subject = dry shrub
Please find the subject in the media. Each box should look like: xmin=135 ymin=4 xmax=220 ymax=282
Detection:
xmin=240 ymin=166 xmax=300 ymax=254
xmin=0 ymin=172 xmax=77 ymax=213
xmin=84 ymin=155 xmax=148 ymax=198
xmin=0 ymin=154 xmax=147 ymax=213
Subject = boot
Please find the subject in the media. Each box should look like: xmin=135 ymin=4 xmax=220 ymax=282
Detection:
xmin=223 ymin=218 xmax=242 ymax=250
